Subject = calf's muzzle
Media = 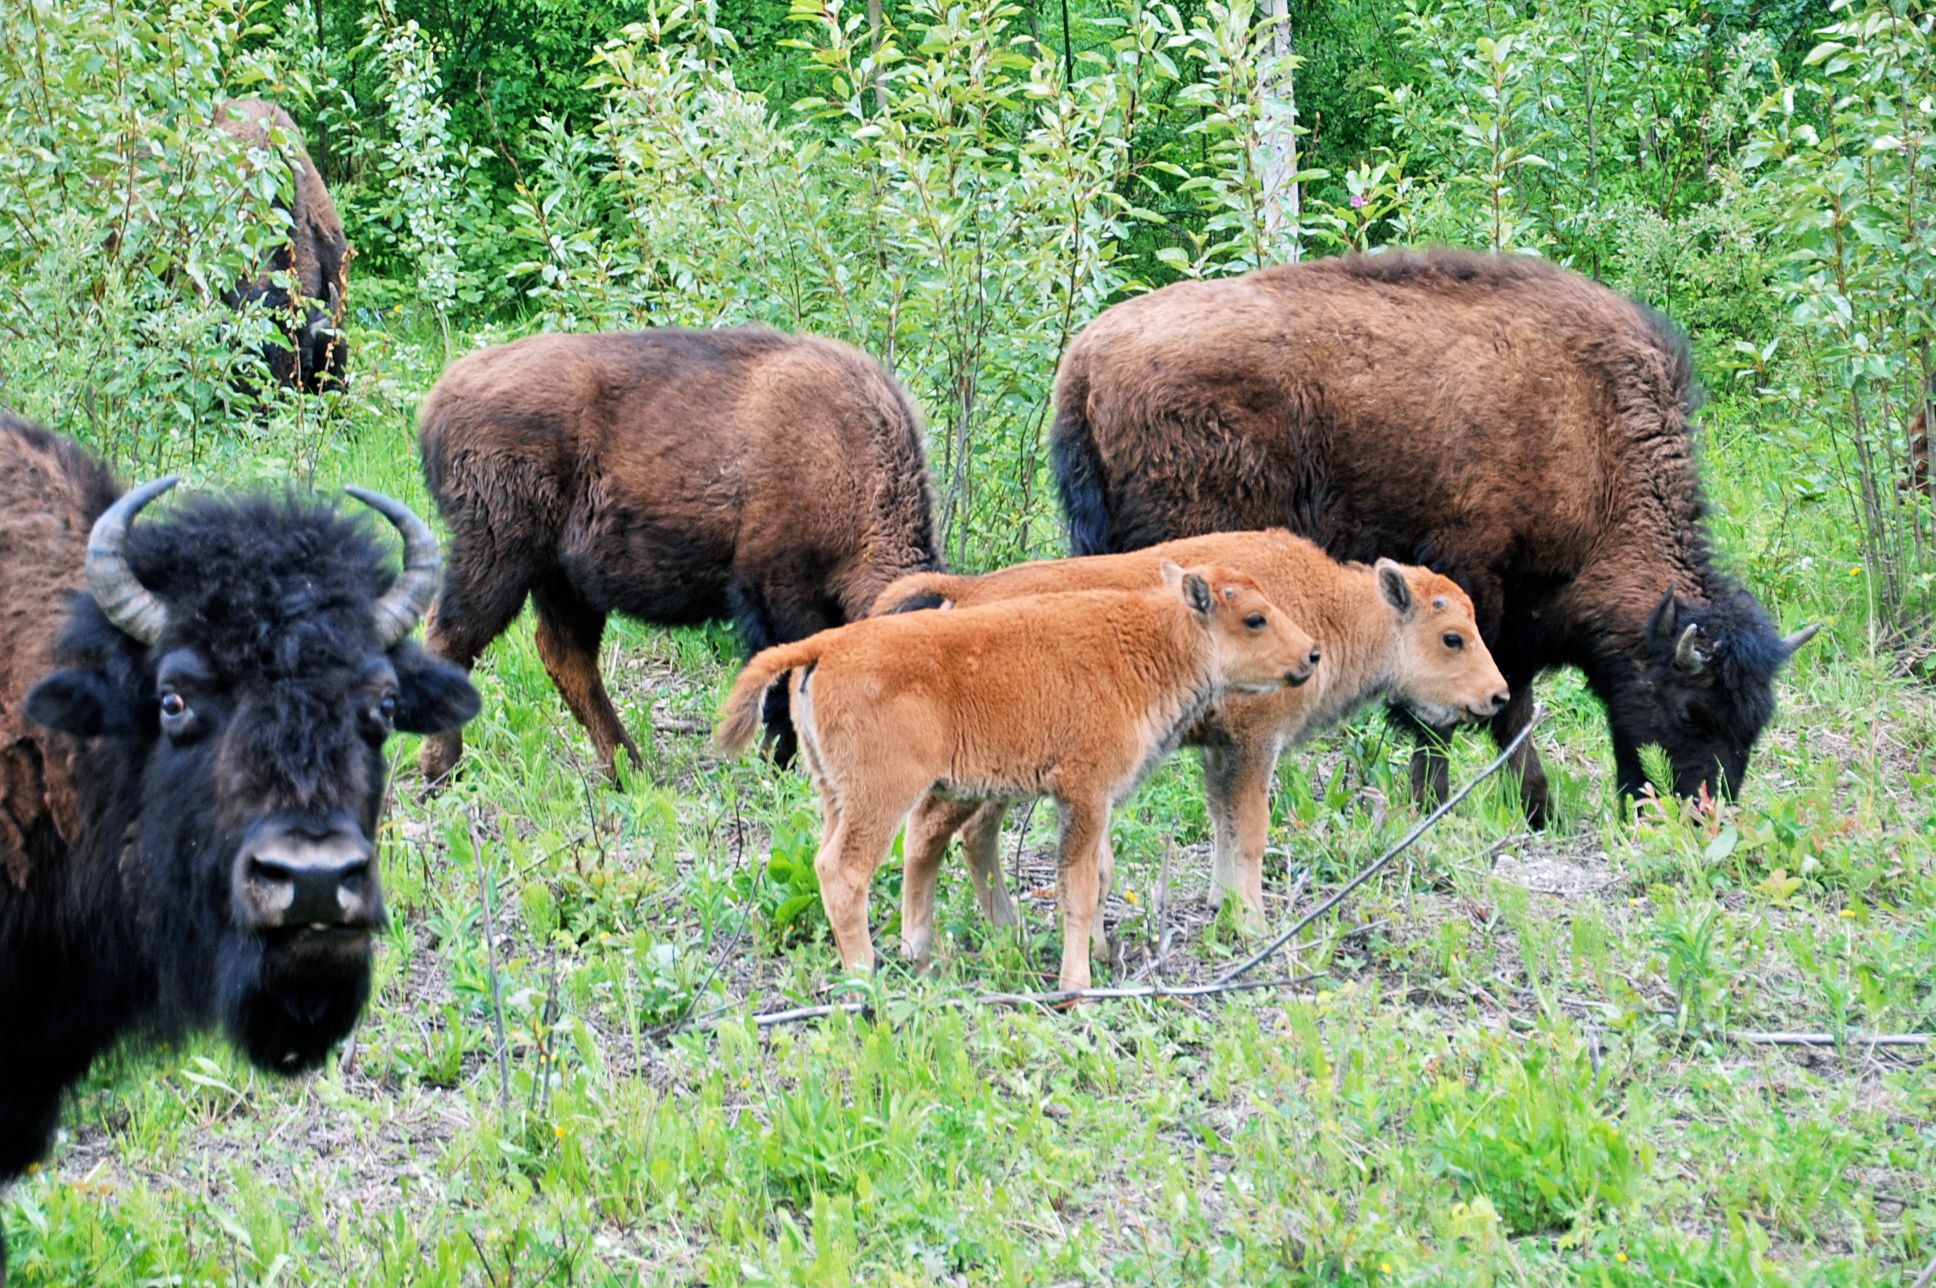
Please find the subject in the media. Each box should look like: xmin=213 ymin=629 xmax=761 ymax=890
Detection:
xmin=233 ymin=815 xmax=381 ymax=931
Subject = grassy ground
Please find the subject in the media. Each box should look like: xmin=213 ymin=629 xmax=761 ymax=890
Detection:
xmin=4 ymin=309 xmax=1934 ymax=1286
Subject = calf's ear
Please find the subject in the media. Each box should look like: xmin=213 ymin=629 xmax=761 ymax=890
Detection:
xmin=390 ymin=644 xmax=483 ymax=734
xmin=25 ymin=668 xmax=138 ymax=738
xmin=1375 ymin=559 xmax=1414 ymax=620
xmin=1182 ymin=573 xmax=1213 ymax=617
xmin=1159 ymin=559 xmax=1185 ymax=591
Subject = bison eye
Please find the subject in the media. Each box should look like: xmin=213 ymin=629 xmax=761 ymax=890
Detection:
xmin=1244 ymin=613 xmax=1267 ymax=631
xmin=370 ymin=692 xmax=399 ymax=728
xmin=159 ymin=691 xmax=189 ymax=720
xmin=1442 ymin=632 xmax=1465 ymax=651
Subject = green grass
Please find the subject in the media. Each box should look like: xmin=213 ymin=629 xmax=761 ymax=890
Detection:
xmin=4 ymin=312 xmax=1933 ymax=1286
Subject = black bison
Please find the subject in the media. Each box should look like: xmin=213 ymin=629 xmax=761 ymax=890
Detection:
xmin=415 ymin=326 xmax=941 ymax=782
xmin=214 ymin=98 xmax=350 ymax=393
xmin=1050 ymin=250 xmax=1818 ymax=823
xmin=0 ymin=413 xmax=477 ymax=1273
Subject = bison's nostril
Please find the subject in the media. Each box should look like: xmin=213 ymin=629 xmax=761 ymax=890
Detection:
xmin=238 ymin=831 xmax=376 ymax=929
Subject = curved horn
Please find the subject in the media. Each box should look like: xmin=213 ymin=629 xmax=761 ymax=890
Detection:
xmin=346 ymin=486 xmax=441 ymax=647
xmin=1782 ymin=622 xmax=1823 ymax=654
xmin=1673 ymin=622 xmax=1706 ymax=675
xmin=85 ymin=475 xmax=181 ymax=644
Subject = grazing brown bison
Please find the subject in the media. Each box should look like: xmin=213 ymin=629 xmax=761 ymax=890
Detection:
xmin=0 ymin=413 xmax=478 ymax=1276
xmin=416 ymin=326 xmax=941 ymax=782
xmin=1051 ymin=250 xmax=1819 ymax=824
xmin=214 ymin=98 xmax=350 ymax=392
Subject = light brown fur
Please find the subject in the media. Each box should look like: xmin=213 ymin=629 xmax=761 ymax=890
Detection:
xmin=0 ymin=415 xmax=117 ymax=889
xmin=717 ymin=565 xmax=1319 ymax=991
xmin=873 ymin=529 xmax=1508 ymax=933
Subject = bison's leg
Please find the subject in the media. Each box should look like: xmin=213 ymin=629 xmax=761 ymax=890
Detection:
xmin=901 ymin=795 xmax=983 ymax=966
xmin=1490 ymin=682 xmax=1550 ymax=827
xmin=1091 ymin=830 xmax=1117 ymax=962
xmin=1201 ymin=740 xmax=1278 ymax=933
xmin=417 ymin=550 xmax=534 ymax=784
xmin=1053 ymin=798 xmax=1109 ymax=992
xmin=533 ymin=579 xmax=642 ymax=782
xmin=959 ymin=800 xmax=1019 ymax=928
xmin=1387 ymin=705 xmax=1454 ymax=808
xmin=727 ymin=579 xmax=839 ymax=768
xmin=816 ymin=798 xmax=915 ymax=978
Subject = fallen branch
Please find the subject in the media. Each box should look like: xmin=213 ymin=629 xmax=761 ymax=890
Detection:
xmin=1215 ymin=703 xmax=1549 ymax=987
xmin=713 ymin=971 xmax=1331 ymax=1032
xmin=1716 ymin=1029 xmax=1929 ymax=1050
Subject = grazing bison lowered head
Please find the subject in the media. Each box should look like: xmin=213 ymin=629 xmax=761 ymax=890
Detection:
xmin=1608 ymin=583 xmax=1819 ymax=805
xmin=0 ymin=414 xmax=481 ymax=1257
xmin=214 ymin=98 xmax=350 ymax=393
xmin=21 ymin=482 xmax=478 ymax=1071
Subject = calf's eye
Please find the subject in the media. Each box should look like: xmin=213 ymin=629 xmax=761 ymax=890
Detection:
xmin=1442 ymin=632 xmax=1465 ymax=651
xmin=1244 ymin=613 xmax=1267 ymax=631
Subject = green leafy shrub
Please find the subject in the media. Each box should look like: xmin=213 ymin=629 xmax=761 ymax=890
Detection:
xmin=1415 ymin=1036 xmax=1642 ymax=1236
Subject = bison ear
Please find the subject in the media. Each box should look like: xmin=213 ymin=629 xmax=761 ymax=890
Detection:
xmin=390 ymin=644 xmax=482 ymax=734
xmin=24 ymin=668 xmax=139 ymax=738
xmin=1158 ymin=559 xmax=1185 ymax=591
xmin=1645 ymin=588 xmax=1682 ymax=646
xmin=1375 ymin=559 xmax=1414 ymax=620
xmin=1181 ymin=573 xmax=1213 ymax=618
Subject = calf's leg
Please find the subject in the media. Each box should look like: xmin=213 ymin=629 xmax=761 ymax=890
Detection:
xmin=959 ymin=801 xmax=1019 ymax=927
xmin=1054 ymin=797 xmax=1110 ymax=992
xmin=533 ymin=578 xmax=642 ymax=781
xmin=814 ymin=782 xmax=923 ymax=977
xmin=901 ymin=795 xmax=983 ymax=966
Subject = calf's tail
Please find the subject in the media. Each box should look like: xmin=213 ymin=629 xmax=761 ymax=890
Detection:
xmin=871 ymin=570 xmax=971 ymax=616
xmin=716 ymin=638 xmax=830 ymax=754
xmin=1050 ymin=395 xmax=1113 ymax=556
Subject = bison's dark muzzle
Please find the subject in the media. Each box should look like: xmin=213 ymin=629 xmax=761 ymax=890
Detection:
xmin=233 ymin=814 xmax=381 ymax=932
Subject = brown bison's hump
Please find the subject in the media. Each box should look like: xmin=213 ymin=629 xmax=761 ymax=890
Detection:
xmin=422 ymin=326 xmax=916 ymax=468
xmin=0 ymin=414 xmax=118 ymax=887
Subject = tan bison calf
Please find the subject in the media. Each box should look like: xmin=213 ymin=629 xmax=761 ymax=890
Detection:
xmin=716 ymin=564 xmax=1319 ymax=992
xmin=873 ymin=529 xmax=1509 ymax=935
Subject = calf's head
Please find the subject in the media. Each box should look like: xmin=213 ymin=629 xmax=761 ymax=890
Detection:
xmin=1164 ymin=561 xmax=1321 ymax=692
xmin=1379 ymin=560 xmax=1510 ymax=726
xmin=24 ymin=481 xmax=478 ymax=1070
xmin=1623 ymin=587 xmax=1818 ymax=802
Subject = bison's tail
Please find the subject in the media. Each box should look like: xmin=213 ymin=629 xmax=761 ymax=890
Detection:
xmin=716 ymin=638 xmax=829 ymax=755
xmin=1050 ymin=397 xmax=1112 ymax=556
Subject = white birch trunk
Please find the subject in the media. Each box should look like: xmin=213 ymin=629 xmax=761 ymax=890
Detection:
xmin=1259 ymin=0 xmax=1299 ymax=260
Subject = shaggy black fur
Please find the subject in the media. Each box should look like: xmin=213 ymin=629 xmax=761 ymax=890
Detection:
xmin=0 ymin=461 xmax=478 ymax=1248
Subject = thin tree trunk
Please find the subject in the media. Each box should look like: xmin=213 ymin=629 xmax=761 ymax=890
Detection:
xmin=1259 ymin=0 xmax=1298 ymax=260
xmin=868 ymin=0 xmax=888 ymax=115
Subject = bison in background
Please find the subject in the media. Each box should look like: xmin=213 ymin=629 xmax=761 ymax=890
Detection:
xmin=1051 ymin=250 xmax=1819 ymax=824
xmin=415 ymin=326 xmax=942 ymax=782
xmin=214 ymin=98 xmax=350 ymax=393
xmin=0 ymin=413 xmax=478 ymax=1278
